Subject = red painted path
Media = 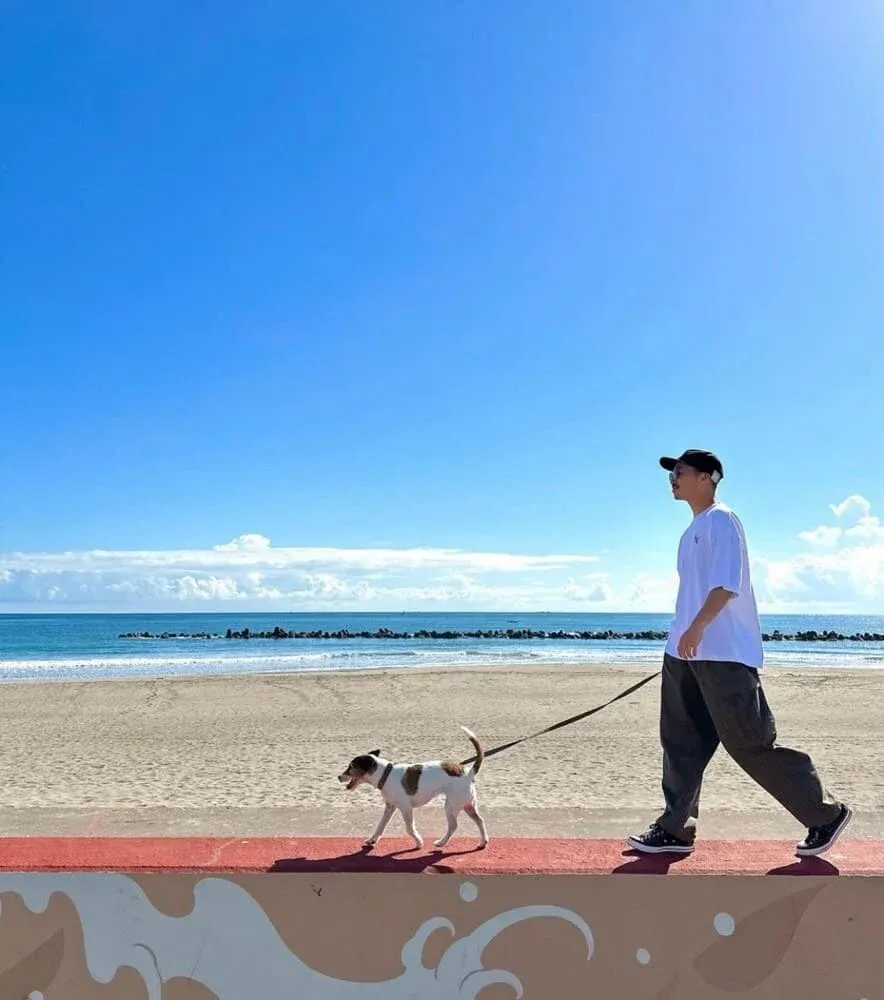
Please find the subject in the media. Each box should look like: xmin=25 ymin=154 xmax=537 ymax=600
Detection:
xmin=0 ymin=838 xmax=879 ymax=876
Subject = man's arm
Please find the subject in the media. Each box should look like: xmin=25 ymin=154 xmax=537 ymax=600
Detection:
xmin=677 ymin=586 xmax=734 ymax=659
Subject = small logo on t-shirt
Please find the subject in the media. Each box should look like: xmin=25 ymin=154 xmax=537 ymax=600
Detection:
xmin=694 ymin=535 xmax=700 ymax=543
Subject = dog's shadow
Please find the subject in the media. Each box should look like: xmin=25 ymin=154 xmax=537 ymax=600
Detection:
xmin=269 ymin=843 xmax=487 ymax=874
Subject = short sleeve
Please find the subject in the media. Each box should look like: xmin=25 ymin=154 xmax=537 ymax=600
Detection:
xmin=708 ymin=511 xmax=744 ymax=595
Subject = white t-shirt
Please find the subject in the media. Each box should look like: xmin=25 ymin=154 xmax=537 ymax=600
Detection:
xmin=665 ymin=502 xmax=764 ymax=668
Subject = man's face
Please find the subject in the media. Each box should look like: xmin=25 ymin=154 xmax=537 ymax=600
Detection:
xmin=669 ymin=461 xmax=706 ymax=502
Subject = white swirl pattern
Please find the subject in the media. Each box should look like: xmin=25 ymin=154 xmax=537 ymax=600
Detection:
xmin=0 ymin=874 xmax=594 ymax=999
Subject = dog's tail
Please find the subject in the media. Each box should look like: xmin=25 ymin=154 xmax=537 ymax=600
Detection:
xmin=460 ymin=725 xmax=484 ymax=774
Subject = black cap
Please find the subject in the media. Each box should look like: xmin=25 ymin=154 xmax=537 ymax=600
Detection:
xmin=659 ymin=449 xmax=724 ymax=481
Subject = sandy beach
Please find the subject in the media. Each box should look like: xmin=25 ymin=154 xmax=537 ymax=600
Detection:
xmin=1 ymin=663 xmax=881 ymax=840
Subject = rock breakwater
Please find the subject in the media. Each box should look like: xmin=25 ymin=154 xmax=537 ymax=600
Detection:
xmin=118 ymin=627 xmax=884 ymax=643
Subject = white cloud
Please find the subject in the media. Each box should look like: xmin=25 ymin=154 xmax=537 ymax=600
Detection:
xmin=829 ymin=495 xmax=872 ymax=521
xmin=798 ymin=525 xmax=842 ymax=546
xmin=213 ymin=534 xmax=272 ymax=552
xmin=563 ymin=575 xmax=615 ymax=603
xmin=760 ymin=494 xmax=884 ymax=609
xmin=799 ymin=494 xmax=880 ymax=547
xmin=0 ymin=537 xmax=605 ymax=611
xmin=0 ymin=539 xmax=598 ymax=575
xmin=844 ymin=516 xmax=884 ymax=542
xmin=2 ymin=497 xmax=881 ymax=613
xmin=627 ymin=571 xmax=679 ymax=611
xmin=756 ymin=548 xmax=884 ymax=606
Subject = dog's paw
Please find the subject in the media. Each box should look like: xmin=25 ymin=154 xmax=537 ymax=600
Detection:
xmin=433 ymin=838 xmax=449 ymax=848
xmin=363 ymin=838 xmax=377 ymax=848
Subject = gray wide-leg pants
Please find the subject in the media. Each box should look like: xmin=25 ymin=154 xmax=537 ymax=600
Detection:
xmin=656 ymin=652 xmax=841 ymax=842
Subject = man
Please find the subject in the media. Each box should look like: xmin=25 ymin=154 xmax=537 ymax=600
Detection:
xmin=628 ymin=449 xmax=852 ymax=858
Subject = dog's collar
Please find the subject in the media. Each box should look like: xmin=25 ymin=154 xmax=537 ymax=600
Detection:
xmin=377 ymin=762 xmax=394 ymax=790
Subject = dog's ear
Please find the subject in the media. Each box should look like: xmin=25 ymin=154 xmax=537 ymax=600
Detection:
xmin=370 ymin=749 xmax=381 ymax=757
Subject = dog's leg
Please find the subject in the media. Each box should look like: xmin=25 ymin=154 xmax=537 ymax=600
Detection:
xmin=365 ymin=802 xmax=395 ymax=848
xmin=465 ymin=801 xmax=489 ymax=847
xmin=434 ymin=799 xmax=461 ymax=848
xmin=400 ymin=804 xmax=423 ymax=849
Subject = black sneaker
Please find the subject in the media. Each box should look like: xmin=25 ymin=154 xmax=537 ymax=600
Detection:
xmin=796 ymin=804 xmax=853 ymax=857
xmin=627 ymin=823 xmax=695 ymax=854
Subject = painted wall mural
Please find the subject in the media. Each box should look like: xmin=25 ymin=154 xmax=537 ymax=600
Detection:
xmin=0 ymin=871 xmax=879 ymax=998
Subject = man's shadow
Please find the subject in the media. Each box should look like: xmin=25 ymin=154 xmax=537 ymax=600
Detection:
xmin=611 ymin=850 xmax=841 ymax=876
xmin=611 ymin=849 xmax=695 ymax=875
xmin=269 ymin=843 xmax=486 ymax=874
xmin=765 ymin=857 xmax=840 ymax=876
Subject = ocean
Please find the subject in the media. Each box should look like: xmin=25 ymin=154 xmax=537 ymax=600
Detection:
xmin=1 ymin=612 xmax=883 ymax=683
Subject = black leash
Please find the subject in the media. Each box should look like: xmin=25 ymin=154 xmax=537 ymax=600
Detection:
xmin=460 ymin=669 xmax=661 ymax=765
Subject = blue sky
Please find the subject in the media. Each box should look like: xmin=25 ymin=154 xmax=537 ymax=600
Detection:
xmin=1 ymin=1 xmax=881 ymax=613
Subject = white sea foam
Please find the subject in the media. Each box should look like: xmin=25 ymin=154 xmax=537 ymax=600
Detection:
xmin=0 ymin=644 xmax=880 ymax=683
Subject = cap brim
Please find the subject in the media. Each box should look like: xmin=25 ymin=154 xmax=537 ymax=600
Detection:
xmin=659 ymin=457 xmax=678 ymax=471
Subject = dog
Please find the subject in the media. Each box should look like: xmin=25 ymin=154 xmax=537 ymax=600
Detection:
xmin=337 ymin=725 xmax=489 ymax=850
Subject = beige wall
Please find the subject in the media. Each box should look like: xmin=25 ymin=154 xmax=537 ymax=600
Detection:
xmin=0 ymin=871 xmax=879 ymax=998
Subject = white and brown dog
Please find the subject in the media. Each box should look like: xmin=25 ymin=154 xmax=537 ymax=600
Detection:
xmin=337 ymin=726 xmax=489 ymax=850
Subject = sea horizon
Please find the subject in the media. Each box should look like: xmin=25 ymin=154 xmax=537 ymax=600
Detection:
xmin=1 ymin=611 xmax=882 ymax=684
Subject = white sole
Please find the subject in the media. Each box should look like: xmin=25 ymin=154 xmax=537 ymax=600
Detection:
xmin=626 ymin=836 xmax=694 ymax=855
xmin=795 ymin=806 xmax=853 ymax=857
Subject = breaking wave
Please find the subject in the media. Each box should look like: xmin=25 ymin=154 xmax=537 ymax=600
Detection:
xmin=0 ymin=643 xmax=881 ymax=683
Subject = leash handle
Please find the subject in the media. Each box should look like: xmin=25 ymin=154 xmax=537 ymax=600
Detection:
xmin=460 ymin=669 xmax=661 ymax=765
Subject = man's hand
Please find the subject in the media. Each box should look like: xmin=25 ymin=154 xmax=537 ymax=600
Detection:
xmin=678 ymin=621 xmax=706 ymax=660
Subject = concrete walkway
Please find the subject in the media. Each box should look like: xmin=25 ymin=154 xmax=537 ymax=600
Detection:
xmin=0 ymin=836 xmax=879 ymax=875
